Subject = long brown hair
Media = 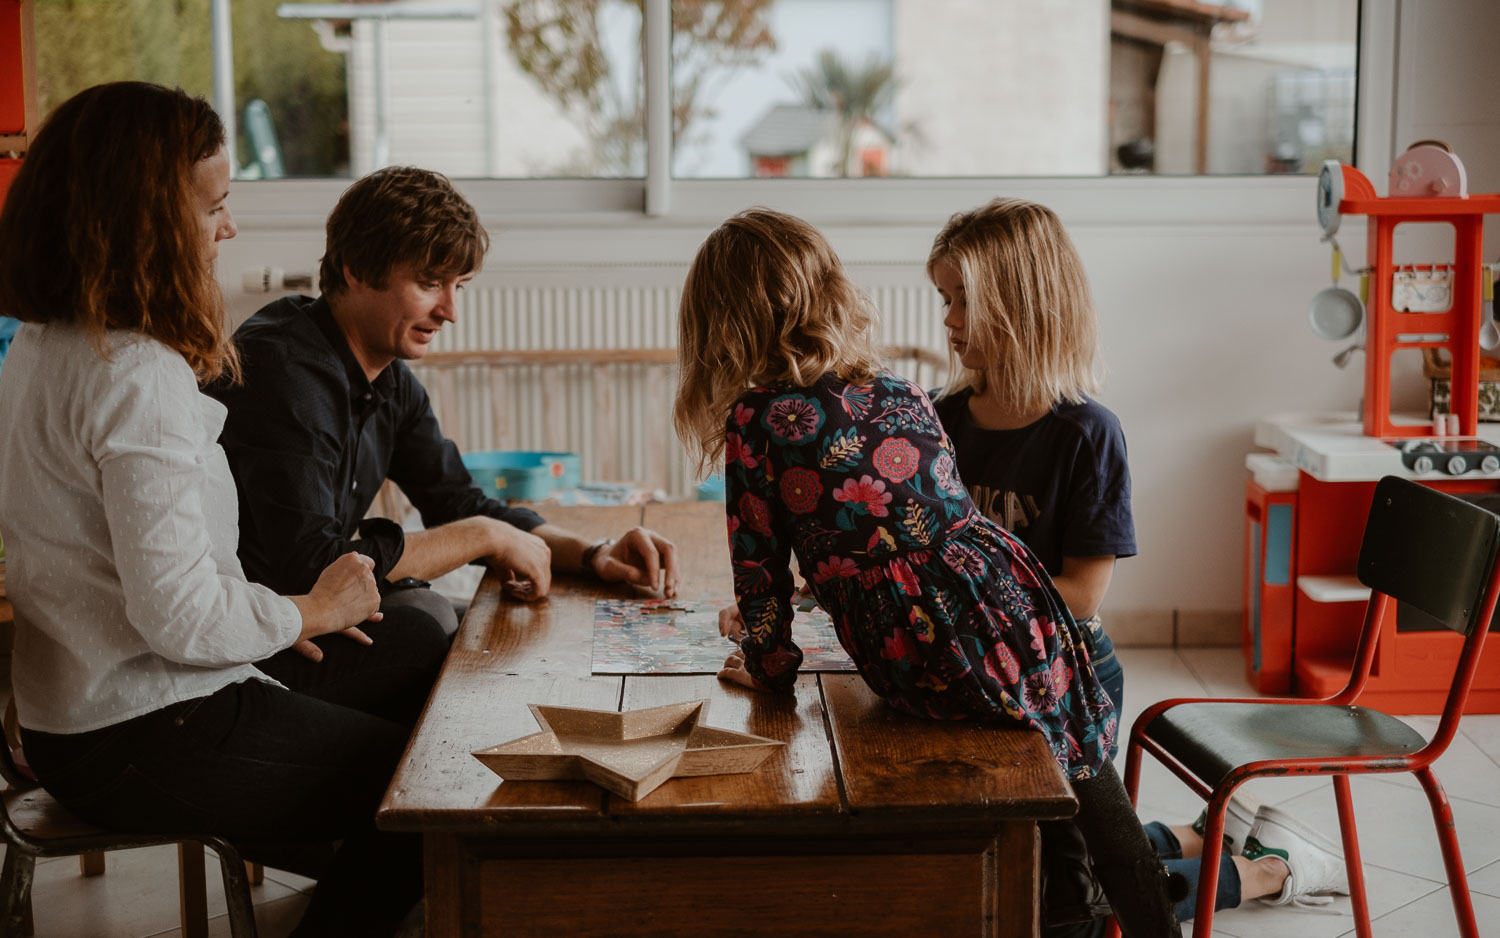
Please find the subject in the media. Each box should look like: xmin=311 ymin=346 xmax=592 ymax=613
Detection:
xmin=928 ymin=198 xmax=1100 ymax=414
xmin=673 ymin=208 xmax=882 ymax=473
xmin=0 ymin=81 xmax=237 ymax=381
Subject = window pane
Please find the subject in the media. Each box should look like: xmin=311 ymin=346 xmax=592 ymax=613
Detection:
xmin=34 ymin=0 xmax=348 ymax=177
xmin=33 ymin=0 xmax=646 ymax=180
xmin=671 ymin=0 xmax=1358 ymax=178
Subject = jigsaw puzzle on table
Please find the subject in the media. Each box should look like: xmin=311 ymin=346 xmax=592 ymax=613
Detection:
xmin=592 ymin=598 xmax=855 ymax=674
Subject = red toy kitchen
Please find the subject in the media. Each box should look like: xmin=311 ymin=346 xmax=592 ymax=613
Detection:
xmin=1246 ymin=145 xmax=1500 ymax=713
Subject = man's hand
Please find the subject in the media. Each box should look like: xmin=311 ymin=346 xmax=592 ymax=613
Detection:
xmin=484 ymin=519 xmax=552 ymax=600
xmin=591 ymin=526 xmax=680 ymax=598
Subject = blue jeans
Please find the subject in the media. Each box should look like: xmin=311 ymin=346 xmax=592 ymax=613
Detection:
xmin=1149 ymin=821 xmax=1243 ymax=923
xmin=21 ymin=604 xmax=448 ymax=938
xmin=1085 ymin=625 xmax=1124 ymax=758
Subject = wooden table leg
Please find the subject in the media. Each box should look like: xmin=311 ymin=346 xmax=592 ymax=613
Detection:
xmin=424 ymin=834 xmax=465 ymax=938
xmin=992 ymin=821 xmax=1041 ymax=938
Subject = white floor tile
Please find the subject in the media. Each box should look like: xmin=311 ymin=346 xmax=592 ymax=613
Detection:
xmin=1470 ymin=857 xmax=1500 ymax=900
xmin=1176 ymin=647 xmax=1260 ymax=700
xmin=262 ymin=867 xmax=317 ymax=895
xmin=20 ymin=842 xmax=297 ymax=938
xmin=1354 ymin=881 xmax=1500 ymax=937
xmin=147 ymin=891 xmax=311 ymax=938
xmin=1359 ymin=714 xmax=1500 ymax=808
xmin=1276 ymin=776 xmax=1500 ymax=882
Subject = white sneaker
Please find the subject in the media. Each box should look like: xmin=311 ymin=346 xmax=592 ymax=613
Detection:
xmin=1189 ymin=788 xmax=1263 ymax=854
xmin=1242 ymin=804 xmax=1351 ymax=912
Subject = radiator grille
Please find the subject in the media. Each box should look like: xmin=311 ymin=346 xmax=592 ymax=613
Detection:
xmin=416 ymin=280 xmax=949 ymax=499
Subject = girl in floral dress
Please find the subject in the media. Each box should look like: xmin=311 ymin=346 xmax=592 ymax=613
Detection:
xmin=673 ymin=208 xmax=1176 ymax=937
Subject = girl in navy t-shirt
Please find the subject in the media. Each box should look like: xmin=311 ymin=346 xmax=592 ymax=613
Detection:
xmin=927 ymin=199 xmax=1338 ymax=931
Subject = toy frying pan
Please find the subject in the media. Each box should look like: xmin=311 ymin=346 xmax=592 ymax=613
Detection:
xmin=1308 ymin=245 xmax=1365 ymax=340
xmin=1309 ymin=286 xmax=1363 ymax=339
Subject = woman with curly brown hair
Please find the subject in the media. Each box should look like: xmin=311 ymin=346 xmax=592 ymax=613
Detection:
xmin=0 ymin=81 xmax=442 ymax=937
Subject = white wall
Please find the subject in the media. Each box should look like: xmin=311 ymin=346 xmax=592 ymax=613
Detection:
xmin=216 ymin=0 xmax=1500 ymax=637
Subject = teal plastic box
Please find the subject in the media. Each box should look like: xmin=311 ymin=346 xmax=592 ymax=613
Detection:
xmin=462 ymin=451 xmax=581 ymax=501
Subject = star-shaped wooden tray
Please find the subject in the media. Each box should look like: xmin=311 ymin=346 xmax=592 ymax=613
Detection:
xmin=472 ymin=700 xmax=783 ymax=802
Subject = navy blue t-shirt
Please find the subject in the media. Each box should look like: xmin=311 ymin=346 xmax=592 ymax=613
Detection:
xmin=932 ymin=390 xmax=1136 ymax=576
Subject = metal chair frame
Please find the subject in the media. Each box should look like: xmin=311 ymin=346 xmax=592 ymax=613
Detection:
xmin=0 ymin=712 xmax=258 ymax=937
xmin=1120 ymin=476 xmax=1499 ymax=938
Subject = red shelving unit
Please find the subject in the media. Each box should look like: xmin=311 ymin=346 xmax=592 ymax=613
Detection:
xmin=1330 ymin=163 xmax=1500 ymax=438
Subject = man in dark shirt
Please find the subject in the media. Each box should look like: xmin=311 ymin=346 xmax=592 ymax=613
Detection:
xmin=212 ymin=166 xmax=679 ymax=637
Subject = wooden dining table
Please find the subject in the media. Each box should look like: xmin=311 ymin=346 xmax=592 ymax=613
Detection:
xmin=377 ymin=501 xmax=1076 ymax=937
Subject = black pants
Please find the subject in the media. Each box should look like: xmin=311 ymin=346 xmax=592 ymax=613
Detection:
xmin=22 ymin=604 xmax=449 ymax=938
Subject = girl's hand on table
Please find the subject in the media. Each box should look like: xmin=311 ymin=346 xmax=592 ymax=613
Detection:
xmin=718 ymin=605 xmax=746 ymax=640
xmin=717 ymin=648 xmax=771 ymax=693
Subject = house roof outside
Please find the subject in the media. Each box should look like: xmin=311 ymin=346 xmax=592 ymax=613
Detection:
xmin=739 ymin=104 xmax=837 ymax=157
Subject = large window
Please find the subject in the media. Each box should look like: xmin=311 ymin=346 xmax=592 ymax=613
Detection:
xmin=674 ymin=0 xmax=1359 ymax=178
xmin=33 ymin=0 xmax=1357 ymax=182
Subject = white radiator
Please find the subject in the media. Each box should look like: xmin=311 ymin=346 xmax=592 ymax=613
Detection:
xmin=416 ymin=278 xmax=949 ymax=499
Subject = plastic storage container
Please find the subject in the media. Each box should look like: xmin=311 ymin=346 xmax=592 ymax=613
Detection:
xmin=696 ymin=474 xmax=726 ymax=501
xmin=462 ymin=451 xmax=581 ymax=501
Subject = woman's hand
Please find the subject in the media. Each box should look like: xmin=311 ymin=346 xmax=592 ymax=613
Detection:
xmin=717 ymin=649 xmax=771 ymax=693
xmin=288 ymin=552 xmax=383 ymax=660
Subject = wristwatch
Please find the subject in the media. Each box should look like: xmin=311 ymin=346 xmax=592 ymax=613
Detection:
xmin=581 ymin=538 xmax=615 ymax=580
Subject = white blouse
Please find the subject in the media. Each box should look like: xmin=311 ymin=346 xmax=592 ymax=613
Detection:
xmin=0 ymin=322 xmax=301 ymax=734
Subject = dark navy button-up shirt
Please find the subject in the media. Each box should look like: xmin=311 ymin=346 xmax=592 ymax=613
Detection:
xmin=209 ymin=295 xmax=545 ymax=595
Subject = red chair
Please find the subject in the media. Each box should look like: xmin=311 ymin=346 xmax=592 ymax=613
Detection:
xmin=1121 ymin=476 xmax=1499 ymax=938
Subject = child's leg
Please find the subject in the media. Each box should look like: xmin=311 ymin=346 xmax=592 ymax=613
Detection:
xmin=1071 ymin=762 xmax=1178 ymax=938
xmin=1147 ymin=822 xmax=1245 ymax=920
xmin=1161 ymin=818 xmax=1290 ymax=905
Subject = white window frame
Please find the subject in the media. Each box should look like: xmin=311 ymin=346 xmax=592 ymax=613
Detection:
xmin=230 ymin=0 xmax=1393 ymax=251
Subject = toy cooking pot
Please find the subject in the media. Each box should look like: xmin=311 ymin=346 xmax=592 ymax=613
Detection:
xmin=1308 ymin=284 xmax=1363 ymax=340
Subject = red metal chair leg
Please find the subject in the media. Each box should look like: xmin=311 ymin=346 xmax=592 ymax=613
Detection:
xmin=1332 ymin=775 xmax=1372 ymax=937
xmin=1414 ymin=767 xmax=1479 ymax=938
xmin=1189 ymin=788 xmax=1236 ymax=938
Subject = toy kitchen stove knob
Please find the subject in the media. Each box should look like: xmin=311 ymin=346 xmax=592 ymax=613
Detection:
xmin=1484 ymin=455 xmax=1500 ymax=473
xmin=1413 ymin=455 xmax=1435 ymax=473
xmin=1445 ymin=455 xmax=1470 ymax=475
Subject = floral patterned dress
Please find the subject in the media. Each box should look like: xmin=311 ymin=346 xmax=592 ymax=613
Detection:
xmin=726 ymin=372 xmax=1116 ymax=779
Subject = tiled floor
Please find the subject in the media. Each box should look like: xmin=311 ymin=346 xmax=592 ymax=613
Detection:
xmin=9 ymin=646 xmax=1500 ymax=936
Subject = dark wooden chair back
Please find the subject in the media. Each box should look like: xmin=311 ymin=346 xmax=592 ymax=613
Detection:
xmin=1358 ymin=476 xmax=1500 ymax=635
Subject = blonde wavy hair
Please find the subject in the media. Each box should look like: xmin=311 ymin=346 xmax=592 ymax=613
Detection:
xmin=928 ymin=198 xmax=1100 ymax=414
xmin=674 ymin=208 xmax=882 ymax=472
